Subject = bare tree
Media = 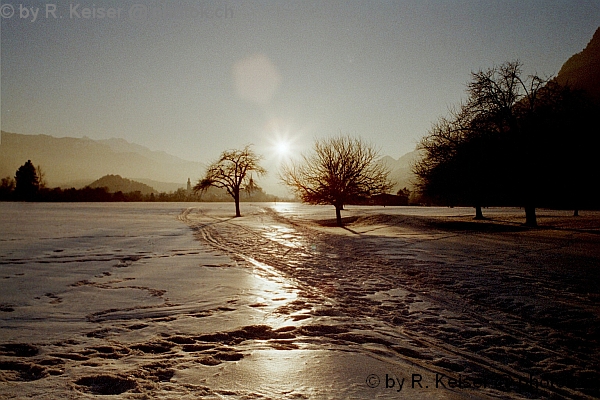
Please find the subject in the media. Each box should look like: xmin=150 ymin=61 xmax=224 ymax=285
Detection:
xmin=468 ymin=61 xmax=546 ymax=226
xmin=414 ymin=61 xmax=547 ymax=225
xmin=413 ymin=107 xmax=486 ymax=215
xmin=194 ymin=145 xmax=266 ymax=217
xmin=36 ymin=165 xmax=47 ymax=190
xmin=280 ymin=135 xmax=393 ymax=226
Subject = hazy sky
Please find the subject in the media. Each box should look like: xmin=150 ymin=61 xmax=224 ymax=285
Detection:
xmin=2 ymin=0 xmax=599 ymax=190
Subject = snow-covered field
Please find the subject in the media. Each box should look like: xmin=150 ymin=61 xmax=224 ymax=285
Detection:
xmin=1 ymin=202 xmax=599 ymax=399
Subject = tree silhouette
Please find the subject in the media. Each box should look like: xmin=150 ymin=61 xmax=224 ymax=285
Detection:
xmin=474 ymin=62 xmax=546 ymax=226
xmin=415 ymin=61 xmax=548 ymax=225
xmin=414 ymin=108 xmax=490 ymax=218
xmin=519 ymin=80 xmax=598 ymax=216
xmin=14 ymin=160 xmax=40 ymax=201
xmin=0 ymin=177 xmax=16 ymax=200
xmin=280 ymin=135 xmax=393 ymax=226
xmin=194 ymin=145 xmax=266 ymax=217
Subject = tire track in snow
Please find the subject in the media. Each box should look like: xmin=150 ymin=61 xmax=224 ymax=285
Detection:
xmin=181 ymin=206 xmax=598 ymax=399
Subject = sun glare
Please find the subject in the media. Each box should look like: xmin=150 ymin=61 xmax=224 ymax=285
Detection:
xmin=276 ymin=140 xmax=290 ymax=156
xmin=265 ymin=118 xmax=304 ymax=162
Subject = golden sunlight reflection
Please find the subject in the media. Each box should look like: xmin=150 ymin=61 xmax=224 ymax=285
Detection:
xmin=263 ymin=225 xmax=302 ymax=248
xmin=240 ymin=254 xmax=299 ymax=326
xmin=248 ymin=349 xmax=311 ymax=388
xmin=270 ymin=202 xmax=300 ymax=216
xmin=268 ymin=203 xmax=320 ymax=255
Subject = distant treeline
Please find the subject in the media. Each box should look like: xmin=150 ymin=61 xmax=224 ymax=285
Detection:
xmin=0 ymin=161 xmax=282 ymax=202
xmin=0 ymin=184 xmax=281 ymax=203
xmin=0 ymin=185 xmax=190 ymax=202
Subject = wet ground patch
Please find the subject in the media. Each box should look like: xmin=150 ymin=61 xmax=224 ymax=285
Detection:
xmin=0 ymin=343 xmax=39 ymax=357
xmin=0 ymin=361 xmax=48 ymax=381
xmin=74 ymin=374 xmax=138 ymax=395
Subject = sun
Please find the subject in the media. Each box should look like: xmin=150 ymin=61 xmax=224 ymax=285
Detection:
xmin=264 ymin=118 xmax=302 ymax=162
xmin=275 ymin=140 xmax=291 ymax=157
xmin=267 ymin=131 xmax=296 ymax=161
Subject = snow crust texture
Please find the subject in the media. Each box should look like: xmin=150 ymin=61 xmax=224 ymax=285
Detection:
xmin=1 ymin=203 xmax=599 ymax=399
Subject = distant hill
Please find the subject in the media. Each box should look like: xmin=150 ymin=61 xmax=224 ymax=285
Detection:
xmin=0 ymin=132 xmax=204 ymax=190
xmin=134 ymin=179 xmax=185 ymax=194
xmin=555 ymin=26 xmax=600 ymax=103
xmin=88 ymin=175 xmax=157 ymax=195
xmin=379 ymin=150 xmax=422 ymax=193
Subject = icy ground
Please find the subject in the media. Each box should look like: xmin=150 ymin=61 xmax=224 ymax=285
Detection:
xmin=1 ymin=202 xmax=599 ymax=399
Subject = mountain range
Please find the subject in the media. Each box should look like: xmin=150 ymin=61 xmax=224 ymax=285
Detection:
xmin=380 ymin=151 xmax=422 ymax=193
xmin=0 ymin=132 xmax=203 ymax=192
xmin=0 ymin=130 xmax=421 ymax=195
xmin=555 ymin=26 xmax=600 ymax=104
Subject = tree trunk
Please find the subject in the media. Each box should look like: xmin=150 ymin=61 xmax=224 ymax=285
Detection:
xmin=335 ymin=205 xmax=342 ymax=226
xmin=474 ymin=204 xmax=485 ymax=220
xmin=524 ymin=205 xmax=537 ymax=227
xmin=234 ymin=189 xmax=241 ymax=217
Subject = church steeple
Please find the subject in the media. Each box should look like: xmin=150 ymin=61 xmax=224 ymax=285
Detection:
xmin=187 ymin=178 xmax=192 ymax=194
